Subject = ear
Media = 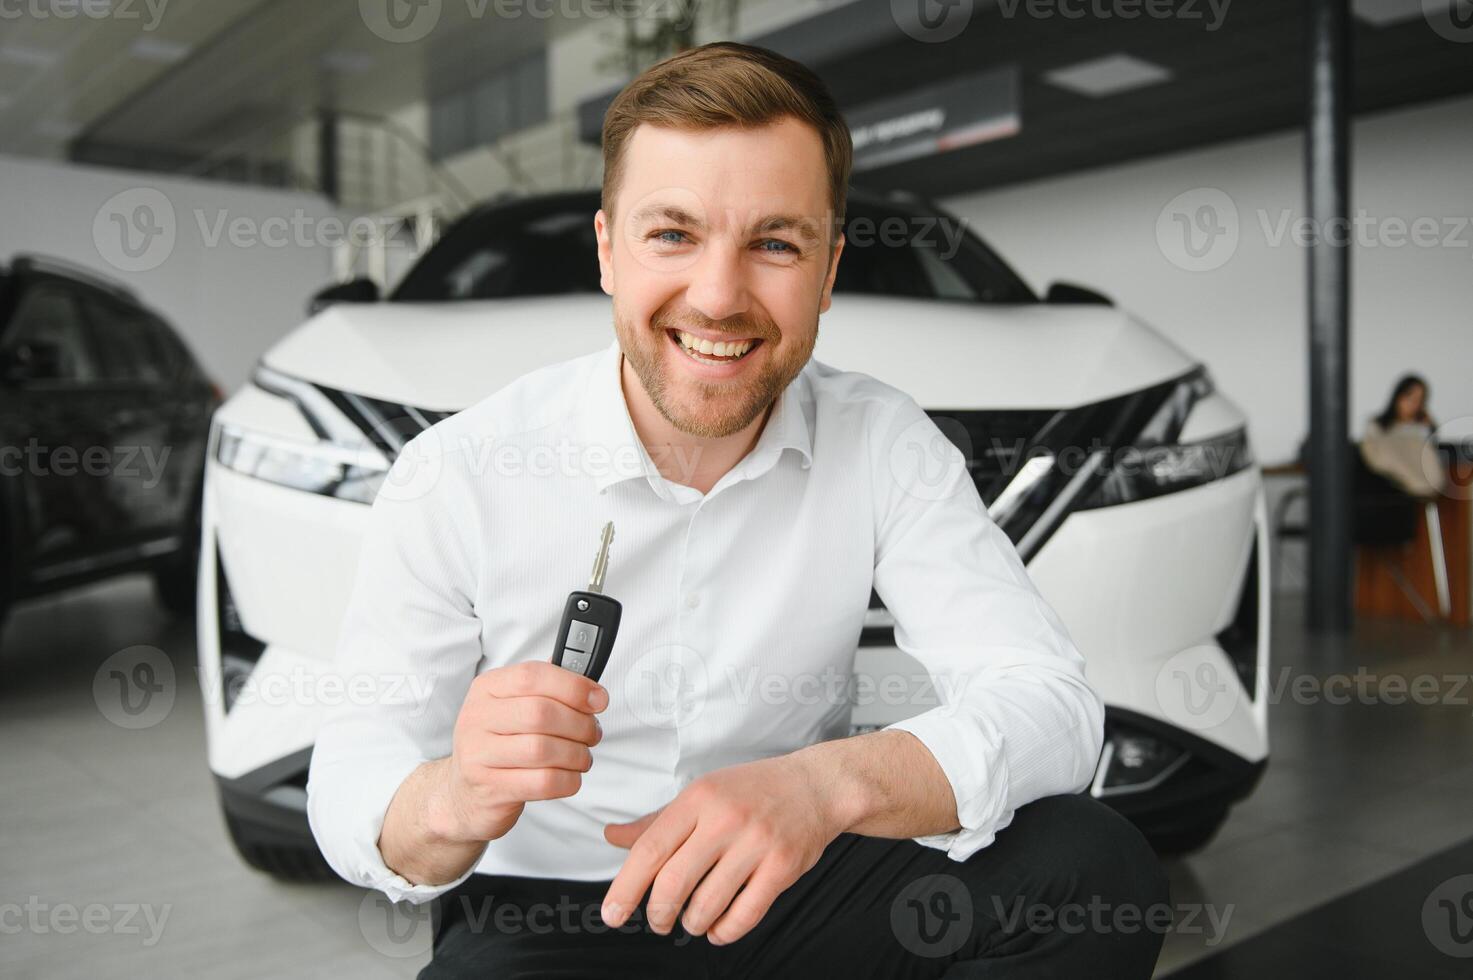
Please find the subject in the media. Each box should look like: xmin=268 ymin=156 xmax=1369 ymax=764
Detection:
xmin=595 ymin=208 xmax=615 ymax=297
xmin=818 ymin=231 xmax=845 ymax=315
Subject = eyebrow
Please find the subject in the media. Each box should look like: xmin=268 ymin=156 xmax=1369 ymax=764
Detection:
xmin=627 ymin=204 xmax=823 ymax=248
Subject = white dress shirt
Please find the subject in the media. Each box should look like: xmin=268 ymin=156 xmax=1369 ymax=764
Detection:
xmin=307 ymin=339 xmax=1103 ymax=905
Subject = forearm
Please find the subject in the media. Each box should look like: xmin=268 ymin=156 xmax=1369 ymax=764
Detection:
xmin=790 ymin=728 xmax=960 ymax=840
xmin=378 ymin=758 xmax=489 ymax=886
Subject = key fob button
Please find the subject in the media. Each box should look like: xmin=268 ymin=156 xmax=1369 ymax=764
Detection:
xmin=567 ymin=620 xmax=600 ymax=652
xmin=562 ymin=648 xmax=593 ymax=675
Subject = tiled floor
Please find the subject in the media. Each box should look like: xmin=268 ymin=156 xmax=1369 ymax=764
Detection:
xmin=2 ymin=575 xmax=1469 ymax=978
xmin=1153 ymin=595 xmax=1473 ymax=974
xmin=1166 ymin=836 xmax=1473 ymax=978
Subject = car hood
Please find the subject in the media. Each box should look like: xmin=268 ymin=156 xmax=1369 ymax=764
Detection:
xmin=262 ymin=293 xmax=1197 ymax=412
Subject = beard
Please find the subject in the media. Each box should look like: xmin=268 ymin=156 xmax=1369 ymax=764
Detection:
xmin=614 ymin=302 xmax=817 ymax=439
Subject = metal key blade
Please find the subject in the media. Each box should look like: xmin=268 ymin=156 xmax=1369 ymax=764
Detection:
xmin=587 ymin=521 xmax=614 ymax=593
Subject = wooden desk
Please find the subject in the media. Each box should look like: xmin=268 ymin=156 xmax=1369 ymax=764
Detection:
xmin=1355 ymin=460 xmax=1472 ymax=627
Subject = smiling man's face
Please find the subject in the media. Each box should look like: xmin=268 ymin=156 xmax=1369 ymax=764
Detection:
xmin=595 ymin=116 xmax=844 ymax=439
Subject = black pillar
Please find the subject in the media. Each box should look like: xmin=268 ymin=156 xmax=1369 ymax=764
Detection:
xmin=1305 ymin=0 xmax=1352 ymax=632
xmin=318 ymin=109 xmax=340 ymax=205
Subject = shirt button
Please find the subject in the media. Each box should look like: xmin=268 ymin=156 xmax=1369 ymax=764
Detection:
xmin=683 ymin=593 xmax=700 ymax=610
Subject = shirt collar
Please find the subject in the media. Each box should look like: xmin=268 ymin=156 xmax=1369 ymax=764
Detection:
xmin=577 ymin=339 xmax=813 ymax=497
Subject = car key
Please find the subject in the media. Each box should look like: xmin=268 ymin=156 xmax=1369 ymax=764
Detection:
xmin=550 ymin=521 xmax=622 ymax=683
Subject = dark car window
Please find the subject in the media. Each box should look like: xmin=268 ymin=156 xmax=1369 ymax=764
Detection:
xmin=2 ymin=281 xmax=98 ymax=382
xmin=391 ymin=194 xmax=1036 ymax=304
xmin=832 ymin=203 xmax=1034 ymax=302
xmin=394 ymin=203 xmax=603 ymax=301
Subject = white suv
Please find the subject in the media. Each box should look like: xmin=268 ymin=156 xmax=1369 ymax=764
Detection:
xmin=199 ymin=189 xmax=1269 ymax=879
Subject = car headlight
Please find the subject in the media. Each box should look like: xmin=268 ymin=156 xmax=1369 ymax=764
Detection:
xmin=214 ymin=424 xmax=389 ymax=504
xmin=211 ymin=364 xmax=422 ymax=503
xmin=1080 ymin=427 xmax=1252 ymax=510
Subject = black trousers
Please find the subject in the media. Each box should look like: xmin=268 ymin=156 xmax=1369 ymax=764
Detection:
xmin=417 ymin=793 xmax=1169 ymax=979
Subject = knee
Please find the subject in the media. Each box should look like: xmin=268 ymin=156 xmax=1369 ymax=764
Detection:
xmin=1011 ymin=793 xmax=1170 ymax=914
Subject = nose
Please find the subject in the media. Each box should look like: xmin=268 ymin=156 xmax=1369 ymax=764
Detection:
xmin=683 ymin=240 xmax=749 ymax=323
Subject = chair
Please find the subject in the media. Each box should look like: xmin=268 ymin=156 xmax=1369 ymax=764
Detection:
xmin=1272 ymin=446 xmax=1449 ymax=621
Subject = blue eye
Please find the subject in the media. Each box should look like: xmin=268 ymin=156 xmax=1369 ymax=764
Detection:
xmin=758 ymin=239 xmax=797 ymax=253
xmin=652 ymin=230 xmax=687 ymax=245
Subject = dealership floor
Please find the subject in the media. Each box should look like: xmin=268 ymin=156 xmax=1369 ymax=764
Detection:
xmin=2 ymin=577 xmax=1471 ymax=978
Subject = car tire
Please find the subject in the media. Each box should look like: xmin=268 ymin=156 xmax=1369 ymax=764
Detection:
xmin=223 ymin=811 xmax=337 ymax=882
xmin=1141 ymin=807 xmax=1230 ymax=856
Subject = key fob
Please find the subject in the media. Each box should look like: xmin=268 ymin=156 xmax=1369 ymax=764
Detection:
xmin=552 ymin=591 xmax=622 ymax=682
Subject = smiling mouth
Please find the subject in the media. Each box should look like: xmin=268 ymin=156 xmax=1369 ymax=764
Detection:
xmin=667 ymin=329 xmax=763 ymax=365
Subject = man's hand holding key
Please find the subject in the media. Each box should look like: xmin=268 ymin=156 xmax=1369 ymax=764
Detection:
xmin=434 ymin=662 xmax=609 ymax=842
xmin=379 ymin=662 xmax=608 ymax=885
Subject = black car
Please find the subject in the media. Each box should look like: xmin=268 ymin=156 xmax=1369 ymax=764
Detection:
xmin=0 ymin=255 xmax=219 ymax=633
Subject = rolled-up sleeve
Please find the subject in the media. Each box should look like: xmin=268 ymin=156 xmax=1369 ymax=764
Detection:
xmin=306 ymin=436 xmax=487 ymax=904
xmin=870 ymin=395 xmax=1105 ymax=861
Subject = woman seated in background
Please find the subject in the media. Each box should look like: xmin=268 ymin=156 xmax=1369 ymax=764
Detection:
xmin=1361 ymin=373 xmax=1446 ymax=498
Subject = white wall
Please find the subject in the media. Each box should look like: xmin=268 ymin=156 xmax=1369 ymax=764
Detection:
xmin=940 ymin=94 xmax=1473 ymax=465
xmin=0 ymin=155 xmax=342 ymax=393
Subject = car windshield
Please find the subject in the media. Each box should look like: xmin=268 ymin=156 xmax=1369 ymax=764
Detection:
xmin=390 ymin=194 xmax=1036 ymax=304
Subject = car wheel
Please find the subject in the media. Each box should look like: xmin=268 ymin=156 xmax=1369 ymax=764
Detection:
xmin=1141 ymin=807 xmax=1230 ymax=856
xmin=223 ymin=811 xmax=337 ymax=882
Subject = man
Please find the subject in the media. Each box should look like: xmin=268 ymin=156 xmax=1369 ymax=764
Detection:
xmin=308 ymin=41 xmax=1168 ymax=978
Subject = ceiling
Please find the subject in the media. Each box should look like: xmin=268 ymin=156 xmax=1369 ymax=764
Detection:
xmin=0 ymin=0 xmax=579 ymax=162
xmin=801 ymin=0 xmax=1473 ymax=196
xmin=2 ymin=0 xmax=1470 ymax=197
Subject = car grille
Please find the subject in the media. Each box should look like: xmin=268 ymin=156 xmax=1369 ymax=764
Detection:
xmin=862 ymin=376 xmax=1191 ymax=648
xmin=314 ymin=387 xmax=456 ymax=459
xmin=928 ymin=408 xmax=1066 ymax=508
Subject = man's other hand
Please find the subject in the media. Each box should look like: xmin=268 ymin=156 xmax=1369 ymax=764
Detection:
xmin=599 ymin=752 xmax=851 ymax=945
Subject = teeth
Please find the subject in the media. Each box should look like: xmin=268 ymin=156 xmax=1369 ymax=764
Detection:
xmin=675 ymin=331 xmax=754 ymax=360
